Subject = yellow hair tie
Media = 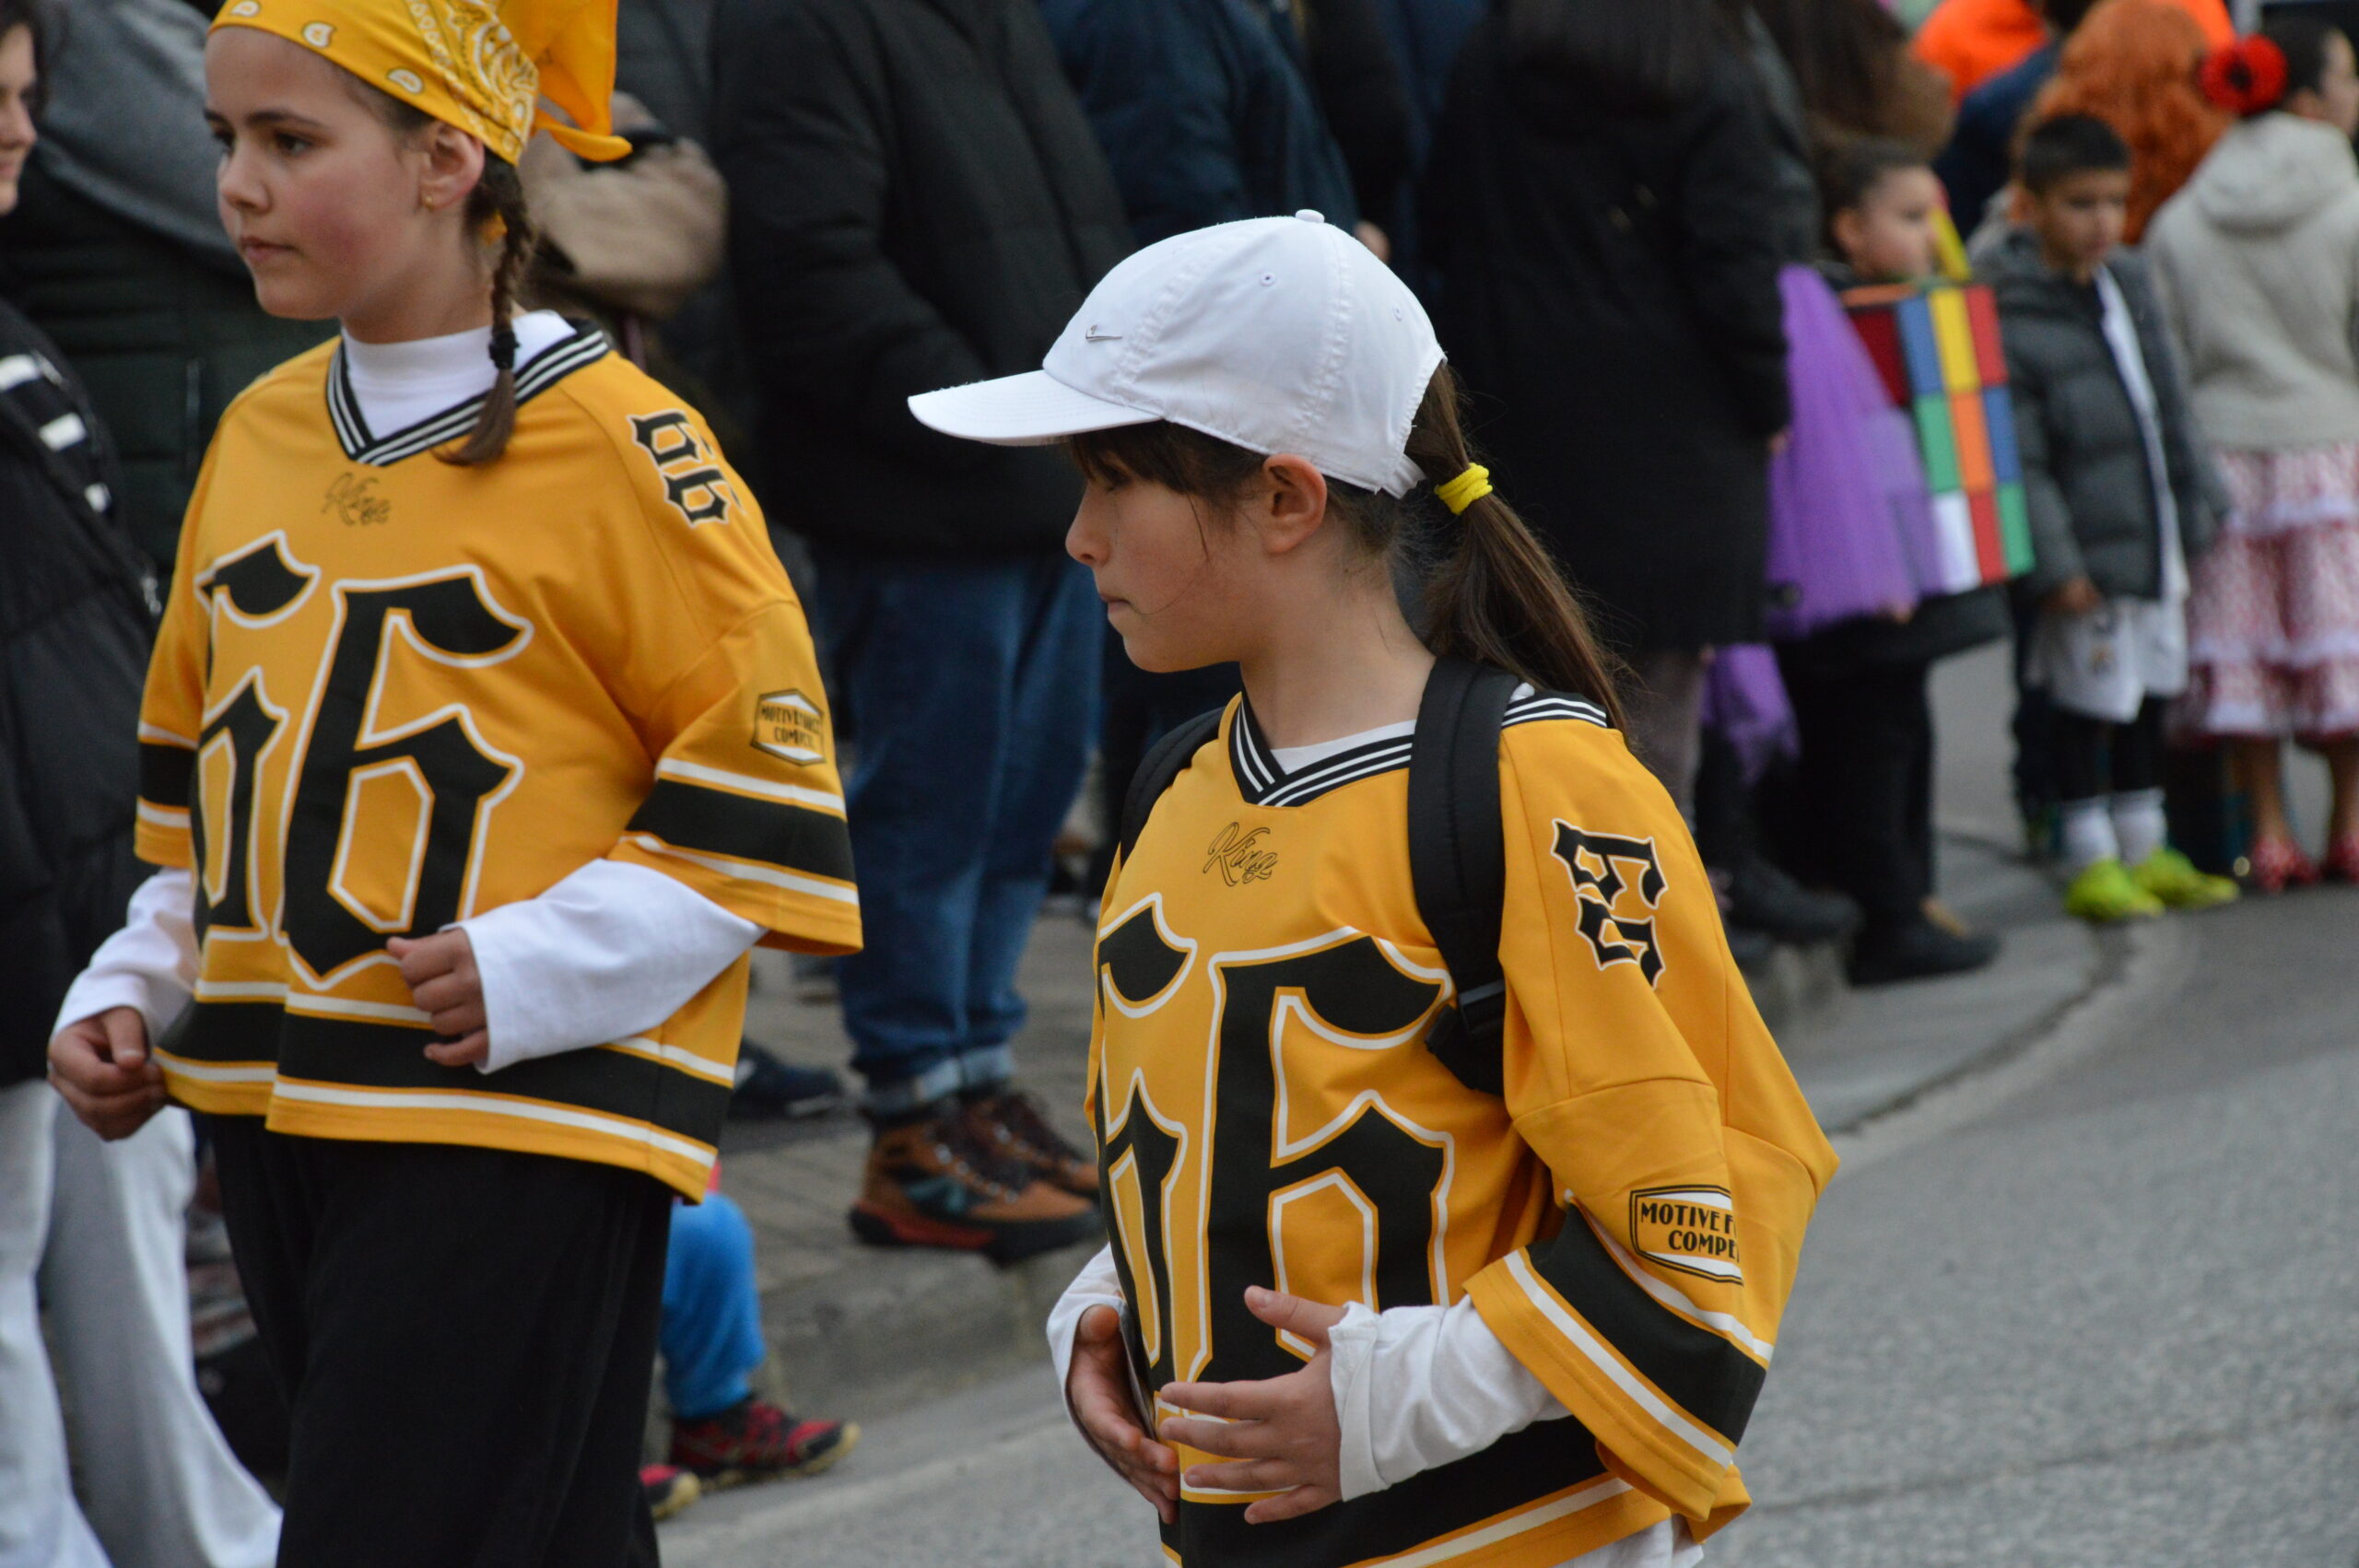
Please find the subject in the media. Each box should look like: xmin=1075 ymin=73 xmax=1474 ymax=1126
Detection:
xmin=1435 ymin=463 xmax=1493 ymax=516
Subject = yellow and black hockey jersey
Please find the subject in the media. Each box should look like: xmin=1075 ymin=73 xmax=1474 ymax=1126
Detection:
xmin=1090 ymin=691 xmax=1837 ymax=1567
xmin=134 ymin=324 xmax=859 ymax=1198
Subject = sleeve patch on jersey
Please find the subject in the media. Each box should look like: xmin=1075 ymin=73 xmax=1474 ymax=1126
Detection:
xmin=1549 ymin=822 xmax=1667 ymax=986
xmin=752 ymin=689 xmax=827 ymax=766
xmin=1629 ymin=1187 xmax=1743 ymax=1285
xmin=628 ymin=409 xmax=740 ymax=528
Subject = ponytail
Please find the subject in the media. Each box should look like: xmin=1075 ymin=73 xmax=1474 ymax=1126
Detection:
xmin=348 ymin=81 xmax=537 ymax=465
xmin=1403 ymin=366 xmax=1627 ymax=729
xmin=437 ymin=155 xmax=535 ymax=467
xmin=2201 ymin=20 xmax=2340 ymax=120
xmin=1065 ymin=364 xmax=1625 ymax=729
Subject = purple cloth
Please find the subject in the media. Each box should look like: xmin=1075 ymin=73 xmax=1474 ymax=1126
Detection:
xmin=1699 ymin=645 xmax=1799 ymax=787
xmin=1765 ymin=266 xmax=1923 ymax=639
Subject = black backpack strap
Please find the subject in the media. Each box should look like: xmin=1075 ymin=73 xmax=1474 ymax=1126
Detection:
xmin=1408 ymin=658 xmax=1520 ymax=1096
xmin=1116 ymin=708 xmax=1226 ymax=870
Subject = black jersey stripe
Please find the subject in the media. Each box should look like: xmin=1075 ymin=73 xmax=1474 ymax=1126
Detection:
xmin=625 ymin=778 xmax=856 ymax=885
xmin=167 ymin=1000 xmax=732 ymax=1145
xmin=1168 ymin=1412 xmax=1610 ymax=1568
xmin=139 ymin=741 xmax=195 ymax=808
xmin=1526 ymin=1209 xmax=1766 ymax=1445
xmin=1258 ymin=743 xmax=1415 ymax=808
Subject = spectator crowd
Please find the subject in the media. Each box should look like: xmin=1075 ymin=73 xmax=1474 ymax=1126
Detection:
xmin=7 ymin=0 xmax=2359 ymax=1560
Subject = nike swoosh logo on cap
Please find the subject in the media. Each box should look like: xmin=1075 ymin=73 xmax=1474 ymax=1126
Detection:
xmin=1084 ymin=326 xmax=1122 ymax=342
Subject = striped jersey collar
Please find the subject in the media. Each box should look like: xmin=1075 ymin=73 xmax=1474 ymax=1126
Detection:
xmin=1225 ymin=686 xmax=1612 ymax=808
xmin=324 ymin=321 xmax=611 ymax=466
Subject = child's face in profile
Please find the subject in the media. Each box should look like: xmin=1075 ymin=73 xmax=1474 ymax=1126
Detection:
xmin=1833 ymin=166 xmax=1944 ymax=282
xmin=2025 ymin=169 xmax=2130 ymax=283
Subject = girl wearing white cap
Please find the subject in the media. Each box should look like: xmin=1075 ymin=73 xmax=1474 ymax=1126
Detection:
xmin=913 ymin=214 xmax=1836 ymax=1568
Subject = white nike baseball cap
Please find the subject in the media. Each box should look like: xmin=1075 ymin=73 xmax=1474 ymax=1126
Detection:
xmin=908 ymin=212 xmax=1443 ymax=497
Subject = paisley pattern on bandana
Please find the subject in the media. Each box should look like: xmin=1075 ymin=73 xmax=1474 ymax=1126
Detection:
xmin=214 ymin=0 xmax=627 ymax=167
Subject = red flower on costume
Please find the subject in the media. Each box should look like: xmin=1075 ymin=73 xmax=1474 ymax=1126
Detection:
xmin=2201 ymin=36 xmax=2291 ymax=116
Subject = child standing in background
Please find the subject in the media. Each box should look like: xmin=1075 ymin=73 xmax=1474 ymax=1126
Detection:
xmin=1984 ymin=114 xmax=2239 ymax=922
xmin=2148 ymin=18 xmax=2359 ymax=889
xmin=1774 ymin=138 xmax=2008 ymax=985
xmin=45 ymin=4 xmax=860 ymax=1562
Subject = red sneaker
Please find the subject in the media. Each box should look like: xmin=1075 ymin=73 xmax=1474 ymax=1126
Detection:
xmin=2323 ymin=835 xmax=2359 ymax=884
xmin=640 ymin=1463 xmax=700 ymax=1521
xmin=2247 ymin=835 xmax=2320 ymax=894
xmin=669 ymin=1398 xmax=859 ymax=1490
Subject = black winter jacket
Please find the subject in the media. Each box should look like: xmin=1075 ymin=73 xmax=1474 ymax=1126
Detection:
xmin=0 ymin=301 xmax=155 ymax=1087
xmin=1424 ymin=21 xmax=1790 ymax=653
xmin=1041 ymin=0 xmax=1357 ymax=248
xmin=710 ymin=0 xmax=1132 ymax=559
xmin=1982 ymin=230 xmax=2223 ymax=601
xmin=0 ymin=161 xmax=332 ymax=577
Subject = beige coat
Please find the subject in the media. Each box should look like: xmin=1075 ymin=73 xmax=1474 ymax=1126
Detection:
xmin=2147 ymin=113 xmax=2359 ymax=451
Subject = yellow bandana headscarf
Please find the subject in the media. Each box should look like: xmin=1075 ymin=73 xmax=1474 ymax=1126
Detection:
xmin=212 ymin=0 xmax=630 ymax=166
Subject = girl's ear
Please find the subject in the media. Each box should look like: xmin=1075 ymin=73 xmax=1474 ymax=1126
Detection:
xmin=1256 ymin=454 xmax=1330 ymax=557
xmin=1829 ymin=206 xmax=1866 ymax=268
xmin=415 ymin=119 xmax=487 ymax=220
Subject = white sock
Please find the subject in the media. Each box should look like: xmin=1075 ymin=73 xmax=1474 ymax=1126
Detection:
xmin=2111 ymin=788 xmax=2168 ymax=865
xmin=2060 ymin=797 xmax=2120 ymax=872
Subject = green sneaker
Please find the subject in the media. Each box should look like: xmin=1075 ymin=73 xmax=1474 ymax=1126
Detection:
xmin=2129 ymin=847 xmax=2240 ymax=910
xmin=2063 ymin=858 xmax=2165 ymax=923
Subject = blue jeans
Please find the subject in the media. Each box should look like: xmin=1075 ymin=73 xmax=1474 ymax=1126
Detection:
xmin=661 ymin=1193 xmax=766 ymax=1423
xmin=809 ymin=549 xmax=1102 ymax=1112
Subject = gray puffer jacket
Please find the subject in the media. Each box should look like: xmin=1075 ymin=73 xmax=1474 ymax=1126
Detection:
xmin=1981 ymin=229 xmax=2223 ymax=601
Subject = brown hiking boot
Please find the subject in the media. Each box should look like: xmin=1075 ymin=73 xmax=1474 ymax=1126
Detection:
xmin=963 ymin=1089 xmax=1099 ymax=1199
xmin=848 ymin=1109 xmax=1099 ymax=1264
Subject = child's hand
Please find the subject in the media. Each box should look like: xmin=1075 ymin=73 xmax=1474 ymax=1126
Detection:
xmin=1158 ymin=1287 xmax=1346 ymax=1524
xmin=1067 ymin=1304 xmax=1180 ymax=1523
xmin=48 ymin=1007 xmax=167 ymax=1140
xmin=389 ymin=930 xmax=490 ymax=1068
xmin=2044 ymin=576 xmax=2103 ymax=616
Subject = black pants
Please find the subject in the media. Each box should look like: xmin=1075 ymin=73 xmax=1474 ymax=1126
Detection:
xmin=207 ymin=1119 xmax=672 ymax=1568
xmin=1776 ymin=651 xmax=1937 ymax=933
xmin=2052 ymin=696 xmax=2166 ymax=803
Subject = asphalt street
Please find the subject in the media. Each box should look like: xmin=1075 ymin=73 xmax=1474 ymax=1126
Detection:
xmin=664 ymin=877 xmax=2359 ymax=1568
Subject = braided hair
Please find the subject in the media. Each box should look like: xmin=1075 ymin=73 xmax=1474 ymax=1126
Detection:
xmin=440 ymin=154 xmax=535 ymax=466
xmin=350 ymin=83 xmax=538 ymax=465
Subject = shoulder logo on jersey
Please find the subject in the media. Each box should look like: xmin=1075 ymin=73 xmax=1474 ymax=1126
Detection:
xmin=1203 ymin=823 xmax=1277 ymax=885
xmin=1550 ymin=822 xmax=1666 ymax=986
xmin=1629 ymin=1186 xmax=1743 ymax=1283
xmin=323 ymin=472 xmax=392 ymax=529
xmin=752 ymin=690 xmax=826 ymax=766
xmin=629 ymin=409 xmax=739 ymax=527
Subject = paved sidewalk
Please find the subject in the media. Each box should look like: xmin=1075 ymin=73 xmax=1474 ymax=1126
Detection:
xmin=710 ymin=826 xmax=2091 ymax=1425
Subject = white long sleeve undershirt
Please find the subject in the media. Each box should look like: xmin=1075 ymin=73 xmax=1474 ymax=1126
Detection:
xmin=53 ymin=862 xmax=757 ymax=1075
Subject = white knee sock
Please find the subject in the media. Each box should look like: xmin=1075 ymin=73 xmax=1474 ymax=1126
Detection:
xmin=2060 ymin=797 xmax=2120 ymax=872
xmin=2111 ymin=788 xmax=2168 ymax=865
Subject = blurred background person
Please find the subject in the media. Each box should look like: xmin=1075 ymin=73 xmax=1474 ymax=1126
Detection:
xmin=710 ymin=0 xmax=1126 ymax=1261
xmin=1936 ymin=0 xmax=2105 ymax=232
xmin=0 ymin=0 xmax=326 ymax=577
xmin=2021 ymin=0 xmax=2230 ymax=242
xmin=1776 ymin=139 xmax=2010 ymax=981
xmin=2151 ymin=18 xmax=2359 ymax=888
xmin=1756 ymin=0 xmax=1961 ymax=158
xmin=1912 ymin=0 xmax=2232 ymax=100
xmin=1425 ymin=0 xmax=1790 ymax=818
xmin=0 ymin=4 xmax=281 ymax=1563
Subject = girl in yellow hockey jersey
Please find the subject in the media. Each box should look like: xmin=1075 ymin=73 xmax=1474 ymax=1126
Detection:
xmin=44 ymin=4 xmax=856 ymax=1563
xmin=911 ymin=215 xmax=1839 ymax=1568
